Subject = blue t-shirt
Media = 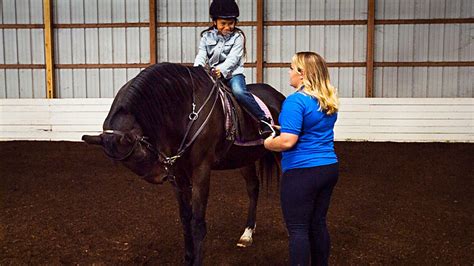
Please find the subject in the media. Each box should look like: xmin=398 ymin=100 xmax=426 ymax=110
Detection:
xmin=279 ymin=91 xmax=338 ymax=173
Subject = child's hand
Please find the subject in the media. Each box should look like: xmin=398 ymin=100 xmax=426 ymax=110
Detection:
xmin=210 ymin=68 xmax=220 ymax=79
xmin=214 ymin=68 xmax=221 ymax=78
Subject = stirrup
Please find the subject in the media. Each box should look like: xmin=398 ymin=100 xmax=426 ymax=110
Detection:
xmin=259 ymin=119 xmax=275 ymax=138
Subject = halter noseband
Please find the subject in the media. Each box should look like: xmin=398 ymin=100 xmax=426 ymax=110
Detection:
xmin=101 ymin=130 xmax=157 ymax=161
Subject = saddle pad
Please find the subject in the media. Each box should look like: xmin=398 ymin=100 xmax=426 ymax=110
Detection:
xmin=233 ymin=94 xmax=274 ymax=146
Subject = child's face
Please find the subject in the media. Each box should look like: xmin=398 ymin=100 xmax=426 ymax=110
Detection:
xmin=214 ymin=18 xmax=236 ymax=36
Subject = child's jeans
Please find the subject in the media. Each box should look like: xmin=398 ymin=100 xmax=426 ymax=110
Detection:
xmin=227 ymin=74 xmax=266 ymax=120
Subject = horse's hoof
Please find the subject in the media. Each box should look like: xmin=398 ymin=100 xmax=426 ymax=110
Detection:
xmin=236 ymin=227 xmax=255 ymax=248
xmin=236 ymin=236 xmax=253 ymax=248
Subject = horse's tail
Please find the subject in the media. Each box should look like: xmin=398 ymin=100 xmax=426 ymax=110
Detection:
xmin=258 ymin=151 xmax=281 ymax=193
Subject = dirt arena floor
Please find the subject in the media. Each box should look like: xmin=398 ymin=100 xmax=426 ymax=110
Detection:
xmin=0 ymin=141 xmax=472 ymax=265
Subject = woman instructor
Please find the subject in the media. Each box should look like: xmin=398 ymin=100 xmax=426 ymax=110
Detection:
xmin=264 ymin=51 xmax=339 ymax=266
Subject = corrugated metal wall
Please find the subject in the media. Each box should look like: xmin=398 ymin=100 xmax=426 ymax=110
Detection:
xmin=374 ymin=0 xmax=473 ymax=97
xmin=54 ymin=0 xmax=149 ymax=98
xmin=0 ymin=0 xmax=473 ymax=99
xmin=264 ymin=0 xmax=368 ymax=96
xmin=1 ymin=0 xmax=45 ymax=98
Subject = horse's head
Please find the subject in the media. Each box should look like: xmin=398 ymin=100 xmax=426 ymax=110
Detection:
xmin=83 ymin=63 xmax=214 ymax=184
xmin=82 ymin=131 xmax=172 ymax=185
xmin=82 ymin=77 xmax=172 ymax=184
xmin=82 ymin=108 xmax=170 ymax=184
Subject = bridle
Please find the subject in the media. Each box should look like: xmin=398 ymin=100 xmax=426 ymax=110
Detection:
xmin=101 ymin=129 xmax=157 ymax=161
xmin=102 ymin=67 xmax=221 ymax=180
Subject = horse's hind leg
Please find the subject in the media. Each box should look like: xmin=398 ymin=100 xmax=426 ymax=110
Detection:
xmin=237 ymin=164 xmax=259 ymax=247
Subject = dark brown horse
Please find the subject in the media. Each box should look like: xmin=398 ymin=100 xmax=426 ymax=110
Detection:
xmin=82 ymin=63 xmax=285 ymax=265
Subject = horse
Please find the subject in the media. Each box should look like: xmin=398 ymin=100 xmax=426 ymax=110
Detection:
xmin=82 ymin=62 xmax=285 ymax=265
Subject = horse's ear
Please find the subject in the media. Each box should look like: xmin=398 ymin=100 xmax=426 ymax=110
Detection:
xmin=82 ymin=135 xmax=103 ymax=145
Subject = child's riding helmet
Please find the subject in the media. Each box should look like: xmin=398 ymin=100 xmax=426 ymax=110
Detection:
xmin=209 ymin=0 xmax=239 ymax=19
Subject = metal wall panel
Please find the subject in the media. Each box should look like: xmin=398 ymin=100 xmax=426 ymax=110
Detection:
xmin=1 ymin=0 xmax=471 ymax=99
xmin=1 ymin=0 xmax=45 ymax=98
xmin=53 ymin=0 xmax=149 ymax=98
xmin=375 ymin=0 xmax=473 ymax=97
xmin=375 ymin=67 xmax=473 ymax=98
xmin=263 ymin=0 xmax=367 ymax=97
xmin=376 ymin=0 xmax=472 ymax=19
xmin=54 ymin=0 xmax=149 ymax=23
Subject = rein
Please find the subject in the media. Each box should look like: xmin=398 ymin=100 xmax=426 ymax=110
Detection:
xmin=168 ymin=68 xmax=221 ymax=165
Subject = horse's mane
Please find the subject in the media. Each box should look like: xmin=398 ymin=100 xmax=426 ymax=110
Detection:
xmin=116 ymin=63 xmax=212 ymax=136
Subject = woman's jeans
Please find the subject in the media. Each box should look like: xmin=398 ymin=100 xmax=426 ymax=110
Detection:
xmin=280 ymin=163 xmax=339 ymax=266
xmin=227 ymin=74 xmax=266 ymax=120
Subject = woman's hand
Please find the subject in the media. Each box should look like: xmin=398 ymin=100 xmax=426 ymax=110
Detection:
xmin=263 ymin=133 xmax=299 ymax=152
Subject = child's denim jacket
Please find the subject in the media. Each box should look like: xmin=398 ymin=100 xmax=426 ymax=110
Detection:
xmin=193 ymin=28 xmax=245 ymax=79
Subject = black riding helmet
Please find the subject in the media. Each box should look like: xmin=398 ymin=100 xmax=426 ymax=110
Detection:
xmin=209 ymin=0 xmax=239 ymax=19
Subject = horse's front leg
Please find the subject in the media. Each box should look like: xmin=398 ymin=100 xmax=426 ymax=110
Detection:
xmin=173 ymin=184 xmax=194 ymax=265
xmin=190 ymin=163 xmax=211 ymax=266
xmin=237 ymin=164 xmax=259 ymax=247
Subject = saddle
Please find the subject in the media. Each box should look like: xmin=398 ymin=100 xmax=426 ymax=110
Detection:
xmin=216 ymin=80 xmax=274 ymax=146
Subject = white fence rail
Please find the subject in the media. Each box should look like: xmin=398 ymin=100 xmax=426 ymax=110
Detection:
xmin=1 ymin=98 xmax=473 ymax=142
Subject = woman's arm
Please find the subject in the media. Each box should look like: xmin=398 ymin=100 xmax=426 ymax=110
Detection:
xmin=264 ymin=133 xmax=298 ymax=152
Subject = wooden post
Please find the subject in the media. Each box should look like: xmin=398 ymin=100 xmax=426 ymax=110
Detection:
xmin=149 ymin=0 xmax=157 ymax=65
xmin=43 ymin=0 xmax=55 ymax=98
xmin=256 ymin=0 xmax=264 ymax=83
xmin=366 ymin=0 xmax=375 ymax=97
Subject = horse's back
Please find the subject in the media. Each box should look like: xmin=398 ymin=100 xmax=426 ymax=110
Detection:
xmin=247 ymin=83 xmax=286 ymax=115
xmin=247 ymin=83 xmax=285 ymax=120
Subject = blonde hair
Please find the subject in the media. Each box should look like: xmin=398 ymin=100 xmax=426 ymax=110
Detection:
xmin=292 ymin=51 xmax=339 ymax=115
